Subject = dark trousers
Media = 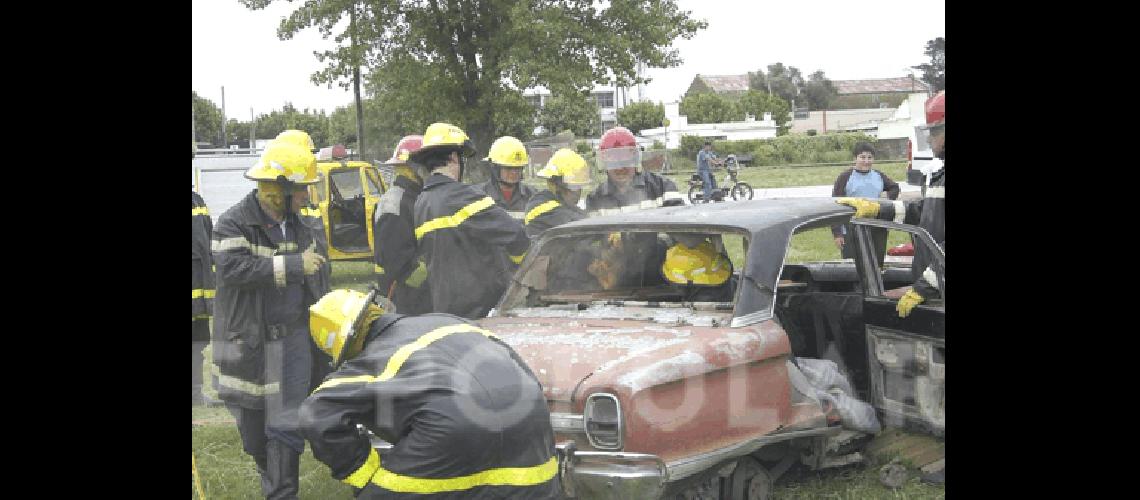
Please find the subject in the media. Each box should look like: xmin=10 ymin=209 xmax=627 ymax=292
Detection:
xmin=699 ymin=169 xmax=716 ymax=202
xmin=228 ymin=324 xmax=312 ymax=499
xmin=192 ymin=320 xmax=213 ymax=402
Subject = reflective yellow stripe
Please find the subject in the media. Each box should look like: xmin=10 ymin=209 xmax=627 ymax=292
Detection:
xmin=212 ymin=237 xmax=276 ymax=258
xmin=372 ymin=455 xmax=557 ymax=494
xmin=379 ymin=324 xmax=496 ymax=380
xmin=524 ymin=200 xmax=560 ymax=225
xmin=314 ymin=374 xmax=376 ymax=393
xmin=192 ymin=207 xmax=210 ymax=216
xmin=300 ymin=207 xmax=322 ymax=218
xmin=193 ymin=313 xmax=212 ymax=320
xmin=192 ymin=289 xmax=216 ymax=299
xmin=344 ymin=448 xmax=381 ymax=488
xmin=374 ymin=264 xmax=385 ymax=274
xmin=312 ymin=324 xmax=497 ymax=393
xmin=415 ymin=197 xmax=495 ymax=240
xmin=509 ymin=253 xmax=525 ymax=264
xmin=213 ymin=368 xmax=280 ymax=396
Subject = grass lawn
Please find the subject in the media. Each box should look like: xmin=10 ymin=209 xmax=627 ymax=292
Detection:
xmin=194 ymin=194 xmax=941 ymax=499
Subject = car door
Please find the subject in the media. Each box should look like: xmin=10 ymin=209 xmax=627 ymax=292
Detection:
xmin=361 ymin=166 xmax=387 ymax=256
xmin=850 ymin=218 xmax=944 ymax=436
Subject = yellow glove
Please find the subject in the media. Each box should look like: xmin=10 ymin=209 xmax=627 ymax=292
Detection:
xmin=403 ymin=260 xmax=428 ymax=288
xmin=896 ymin=288 xmax=925 ymax=318
xmin=835 ymin=197 xmax=880 ymax=218
xmin=302 ymin=250 xmax=326 ymax=275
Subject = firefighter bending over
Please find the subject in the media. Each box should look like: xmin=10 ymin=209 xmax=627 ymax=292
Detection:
xmin=300 ymin=288 xmax=560 ymax=499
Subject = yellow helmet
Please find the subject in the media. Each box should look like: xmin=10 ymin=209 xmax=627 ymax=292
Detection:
xmin=309 ymin=288 xmax=381 ymax=368
xmin=244 ymin=141 xmax=320 ymax=185
xmin=409 ymin=122 xmax=476 ymax=163
xmin=484 ymin=136 xmax=529 ymax=167
xmin=275 ymin=129 xmax=317 ymax=152
xmin=536 ymin=148 xmax=592 ymax=190
xmin=661 ymin=240 xmax=732 ymax=286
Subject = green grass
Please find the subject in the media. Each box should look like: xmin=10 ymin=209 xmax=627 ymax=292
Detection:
xmin=772 ymin=460 xmax=945 ymax=500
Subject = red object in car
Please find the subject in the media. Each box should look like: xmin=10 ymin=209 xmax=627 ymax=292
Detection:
xmin=888 ymin=242 xmax=914 ymax=256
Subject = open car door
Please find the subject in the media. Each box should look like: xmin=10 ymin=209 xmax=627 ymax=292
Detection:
xmin=851 ymin=219 xmax=945 ymax=436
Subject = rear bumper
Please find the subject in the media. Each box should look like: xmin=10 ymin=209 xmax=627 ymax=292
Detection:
xmin=556 ymin=441 xmax=668 ymax=499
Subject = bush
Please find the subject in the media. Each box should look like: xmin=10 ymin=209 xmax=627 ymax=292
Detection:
xmin=675 ymin=132 xmax=876 ymax=167
xmin=807 ymin=129 xmax=817 ymax=136
xmin=651 ymin=140 xmax=666 ymax=150
xmin=574 ymin=141 xmax=593 ymax=156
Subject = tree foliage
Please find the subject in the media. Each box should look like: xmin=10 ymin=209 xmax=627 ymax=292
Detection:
xmin=616 ymin=101 xmax=665 ymax=135
xmin=253 ymin=104 xmax=332 ymax=147
xmin=737 ymin=90 xmax=791 ymax=135
xmin=242 ymin=0 xmax=707 ymax=163
xmin=801 ymin=70 xmax=838 ymax=110
xmin=193 ymin=91 xmax=223 ymax=146
xmin=912 ymin=37 xmax=945 ymax=91
xmin=679 ymin=92 xmax=737 ymax=124
xmin=537 ymin=92 xmax=600 ymax=138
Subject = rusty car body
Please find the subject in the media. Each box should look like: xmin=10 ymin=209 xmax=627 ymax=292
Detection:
xmin=477 ymin=198 xmax=945 ymax=499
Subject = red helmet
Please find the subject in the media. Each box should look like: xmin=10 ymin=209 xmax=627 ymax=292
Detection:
xmin=384 ymin=135 xmax=424 ymax=165
xmin=925 ymin=91 xmax=945 ymax=126
xmin=598 ymin=126 xmax=640 ymax=170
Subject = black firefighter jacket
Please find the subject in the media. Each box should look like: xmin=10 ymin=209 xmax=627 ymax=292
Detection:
xmin=474 ymin=176 xmax=535 ymax=221
xmin=299 ymin=313 xmax=560 ymax=499
xmin=585 ymin=170 xmax=683 ymax=214
xmin=522 ymin=189 xmax=587 ymax=239
xmin=210 ymin=190 xmax=330 ymax=409
xmin=373 ymin=175 xmax=432 ymax=315
xmin=414 ymin=174 xmax=531 ymax=319
xmin=193 ymin=191 xmax=215 ymax=330
xmin=876 ymin=166 xmax=945 ymax=300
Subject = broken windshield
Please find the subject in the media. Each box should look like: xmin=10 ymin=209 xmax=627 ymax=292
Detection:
xmin=499 ymin=229 xmax=748 ymax=323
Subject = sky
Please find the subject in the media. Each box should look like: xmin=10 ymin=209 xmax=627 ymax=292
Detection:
xmin=192 ymin=0 xmax=945 ymax=117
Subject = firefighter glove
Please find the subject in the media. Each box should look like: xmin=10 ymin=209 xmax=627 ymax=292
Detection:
xmin=896 ymin=288 xmax=925 ymax=318
xmin=302 ymin=250 xmax=326 ymax=275
xmin=835 ymin=197 xmax=880 ymax=218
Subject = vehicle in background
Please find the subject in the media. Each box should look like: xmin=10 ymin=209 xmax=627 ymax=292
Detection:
xmin=307 ymin=147 xmax=387 ymax=261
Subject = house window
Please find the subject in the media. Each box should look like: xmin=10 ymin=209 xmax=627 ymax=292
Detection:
xmin=525 ymin=95 xmax=543 ymax=109
xmin=593 ymin=92 xmax=614 ymax=108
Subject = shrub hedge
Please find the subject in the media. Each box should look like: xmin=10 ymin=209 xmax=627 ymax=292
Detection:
xmin=678 ymin=132 xmax=880 ymax=166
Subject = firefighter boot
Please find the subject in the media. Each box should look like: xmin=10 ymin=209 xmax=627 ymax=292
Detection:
xmin=263 ymin=439 xmax=300 ymax=500
xmin=254 ymin=453 xmax=271 ymax=497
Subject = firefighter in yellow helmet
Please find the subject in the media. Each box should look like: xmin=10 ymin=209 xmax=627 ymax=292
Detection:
xmin=660 ymin=233 xmax=738 ymax=302
xmin=523 ymin=148 xmax=592 ymax=238
xmin=475 ymin=136 xmax=536 ymax=220
xmin=300 ymin=288 xmax=560 ymax=498
xmin=210 ymin=140 xmax=330 ymax=499
xmin=410 ymin=123 xmax=531 ymax=319
xmin=275 ymin=129 xmax=317 ymax=152
xmin=372 ymin=135 xmax=432 ymax=314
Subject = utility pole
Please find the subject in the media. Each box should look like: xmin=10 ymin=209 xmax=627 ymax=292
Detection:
xmin=250 ymin=107 xmax=256 ymax=151
xmin=351 ymin=3 xmax=365 ymax=162
xmin=220 ymin=86 xmax=227 ymax=149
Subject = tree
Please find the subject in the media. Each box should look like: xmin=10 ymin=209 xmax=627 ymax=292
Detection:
xmin=617 ymin=101 xmax=666 ymax=135
xmin=537 ymin=92 xmax=600 ymax=138
xmin=912 ymin=37 xmax=945 ymax=91
xmin=242 ymin=0 xmax=706 ymax=158
xmin=801 ymin=70 xmax=838 ymax=110
xmin=253 ymin=103 xmax=332 ymax=147
xmin=764 ymin=63 xmax=804 ymax=104
xmin=737 ymin=90 xmax=791 ymax=135
xmin=679 ymin=93 xmax=737 ymax=124
xmin=193 ymin=91 xmax=223 ymax=146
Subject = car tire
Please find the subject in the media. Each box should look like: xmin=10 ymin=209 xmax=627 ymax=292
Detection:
xmin=731 ymin=183 xmax=754 ymax=201
xmin=688 ymin=184 xmax=704 ymax=204
xmin=728 ymin=456 xmax=772 ymax=500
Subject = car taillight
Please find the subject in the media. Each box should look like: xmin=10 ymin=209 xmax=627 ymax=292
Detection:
xmin=584 ymin=393 xmax=623 ymax=450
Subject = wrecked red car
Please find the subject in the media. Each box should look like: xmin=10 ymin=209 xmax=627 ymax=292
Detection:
xmin=477 ymin=198 xmax=945 ymax=499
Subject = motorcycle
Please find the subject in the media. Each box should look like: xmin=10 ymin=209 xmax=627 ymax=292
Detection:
xmin=687 ymin=154 xmax=754 ymax=203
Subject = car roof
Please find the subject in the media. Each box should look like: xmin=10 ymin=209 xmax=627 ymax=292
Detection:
xmin=549 ymin=197 xmax=855 ymax=237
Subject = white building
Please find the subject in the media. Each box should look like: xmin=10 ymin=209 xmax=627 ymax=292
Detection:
xmin=523 ymin=84 xmax=637 ymax=136
xmin=637 ymin=101 xmax=779 ymax=149
xmin=874 ymin=93 xmax=933 ymax=141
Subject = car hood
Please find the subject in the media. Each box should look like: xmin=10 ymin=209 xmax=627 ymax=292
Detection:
xmin=478 ymin=316 xmax=788 ymax=403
